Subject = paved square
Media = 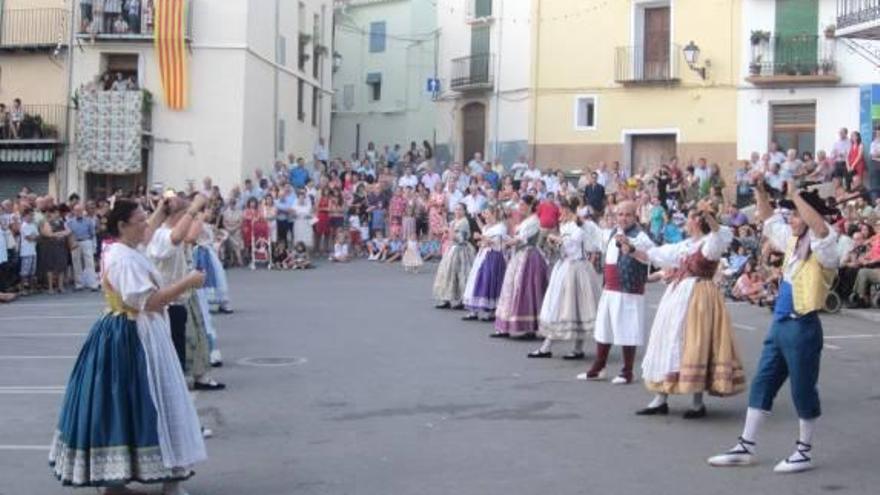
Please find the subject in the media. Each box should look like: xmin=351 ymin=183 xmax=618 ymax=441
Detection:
xmin=2 ymin=263 xmax=879 ymax=494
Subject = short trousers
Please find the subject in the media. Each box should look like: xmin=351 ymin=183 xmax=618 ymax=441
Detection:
xmin=19 ymin=255 xmax=36 ymax=277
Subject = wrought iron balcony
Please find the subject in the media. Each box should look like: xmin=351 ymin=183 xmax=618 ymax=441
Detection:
xmin=77 ymin=0 xmax=192 ymax=41
xmin=0 ymin=8 xmax=69 ymax=51
xmin=450 ymin=53 xmax=494 ymax=92
xmin=837 ymin=0 xmax=880 ymax=39
xmin=614 ymin=44 xmax=681 ymax=84
xmin=0 ymin=104 xmax=67 ymax=143
xmin=746 ymin=35 xmax=839 ymax=86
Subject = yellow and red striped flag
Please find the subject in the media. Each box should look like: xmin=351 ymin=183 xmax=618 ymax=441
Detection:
xmin=154 ymin=0 xmax=188 ymax=110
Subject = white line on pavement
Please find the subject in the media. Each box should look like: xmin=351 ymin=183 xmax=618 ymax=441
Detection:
xmin=0 ymin=356 xmax=76 ymax=360
xmin=0 ymin=386 xmax=65 ymax=395
xmin=824 ymin=334 xmax=880 ymax=340
xmin=733 ymin=323 xmax=757 ymax=332
xmin=825 ymin=344 xmax=842 ymax=350
xmin=0 ymin=333 xmax=86 ymax=338
xmin=0 ymin=315 xmax=95 ymax=321
xmin=0 ymin=445 xmax=50 ymax=451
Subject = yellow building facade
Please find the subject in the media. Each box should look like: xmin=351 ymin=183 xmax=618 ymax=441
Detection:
xmin=0 ymin=0 xmax=70 ymax=196
xmin=530 ymin=0 xmax=741 ymax=177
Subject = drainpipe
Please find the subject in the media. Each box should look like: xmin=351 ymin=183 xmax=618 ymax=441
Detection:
xmin=62 ymin=0 xmax=77 ymax=197
xmin=529 ymin=0 xmax=541 ymax=164
xmin=273 ymin=0 xmax=280 ymax=160
xmin=492 ymin=0 xmax=503 ymax=163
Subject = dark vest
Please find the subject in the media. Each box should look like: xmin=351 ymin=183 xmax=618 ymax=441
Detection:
xmin=604 ymin=225 xmax=648 ymax=294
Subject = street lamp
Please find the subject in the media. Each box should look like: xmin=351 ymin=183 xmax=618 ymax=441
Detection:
xmin=683 ymin=41 xmax=707 ymax=80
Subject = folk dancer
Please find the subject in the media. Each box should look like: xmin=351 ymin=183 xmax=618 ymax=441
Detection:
xmin=529 ymin=197 xmax=602 ymax=359
xmin=462 ymin=204 xmax=509 ymax=322
xmin=578 ymin=201 xmax=655 ymax=384
xmin=632 ymin=200 xmax=746 ymax=418
xmin=708 ymin=181 xmax=839 ymax=473
xmin=432 ymin=203 xmax=475 ymax=309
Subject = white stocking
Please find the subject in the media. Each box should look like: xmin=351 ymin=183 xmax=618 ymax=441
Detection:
xmin=741 ymin=407 xmax=768 ymax=445
xmin=647 ymin=393 xmax=668 ymax=408
xmin=799 ymin=418 xmax=816 ymax=446
xmin=539 ymin=337 xmax=553 ymax=353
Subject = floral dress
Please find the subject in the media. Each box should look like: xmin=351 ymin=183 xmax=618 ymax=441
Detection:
xmin=428 ymin=192 xmax=447 ymax=236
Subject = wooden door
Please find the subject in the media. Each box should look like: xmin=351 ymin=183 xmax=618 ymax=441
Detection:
xmin=643 ymin=7 xmax=670 ymax=80
xmin=631 ymin=134 xmax=677 ymax=174
xmin=462 ymin=102 xmax=486 ymax=164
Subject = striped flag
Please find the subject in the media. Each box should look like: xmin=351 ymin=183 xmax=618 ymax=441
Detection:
xmin=154 ymin=0 xmax=188 ymax=110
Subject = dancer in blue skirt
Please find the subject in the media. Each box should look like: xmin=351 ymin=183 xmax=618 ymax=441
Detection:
xmin=49 ymin=199 xmax=207 ymax=495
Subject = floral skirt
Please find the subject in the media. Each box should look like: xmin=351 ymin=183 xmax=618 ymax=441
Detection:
xmin=432 ymin=243 xmax=475 ymax=303
xmin=49 ymin=314 xmax=192 ymax=487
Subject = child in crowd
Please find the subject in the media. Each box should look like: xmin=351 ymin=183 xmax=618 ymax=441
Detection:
xmin=329 ymin=231 xmax=350 ymax=262
xmin=419 ymin=233 xmax=442 ymax=262
xmin=368 ymin=232 xmax=388 ymax=261
xmin=349 ymin=214 xmax=364 ymax=258
xmin=274 ymin=240 xmax=290 ymax=267
xmin=292 ymin=241 xmax=312 ymax=269
xmin=402 ymin=233 xmax=423 ymax=273
xmin=384 ymin=232 xmax=404 ymax=263
xmin=18 ymin=209 xmax=38 ymax=294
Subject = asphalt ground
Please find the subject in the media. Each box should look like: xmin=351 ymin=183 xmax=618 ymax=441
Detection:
xmin=1 ymin=261 xmax=879 ymax=495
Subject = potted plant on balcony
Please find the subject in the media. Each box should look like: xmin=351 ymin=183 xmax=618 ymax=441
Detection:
xmin=824 ymin=24 xmax=836 ymax=39
xmin=750 ymin=30 xmax=771 ymax=46
xmin=749 ymin=55 xmax=762 ymax=76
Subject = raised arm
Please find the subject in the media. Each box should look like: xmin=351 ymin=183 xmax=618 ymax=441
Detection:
xmin=144 ymin=271 xmax=204 ymax=313
xmin=788 ymin=181 xmax=829 ymax=239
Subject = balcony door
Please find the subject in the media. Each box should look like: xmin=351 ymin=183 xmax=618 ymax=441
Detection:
xmin=469 ymin=25 xmax=490 ymax=84
xmin=643 ymin=6 xmax=670 ymax=80
xmin=774 ymin=0 xmax=819 ymax=74
xmin=462 ymin=102 xmax=486 ymax=164
xmin=771 ymin=103 xmax=816 ymax=156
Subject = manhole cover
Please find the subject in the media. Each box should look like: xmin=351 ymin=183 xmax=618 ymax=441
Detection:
xmin=237 ymin=357 xmax=308 ymax=367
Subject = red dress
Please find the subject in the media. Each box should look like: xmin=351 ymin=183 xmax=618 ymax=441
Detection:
xmin=848 ymin=143 xmax=866 ymax=179
xmin=315 ymin=196 xmax=331 ymax=236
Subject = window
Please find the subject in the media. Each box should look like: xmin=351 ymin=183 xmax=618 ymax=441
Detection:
xmin=369 ymin=22 xmax=386 ymax=53
xmin=312 ymin=87 xmax=319 ymax=127
xmin=298 ymin=80 xmax=305 ymax=121
xmin=277 ymin=35 xmax=287 ymax=66
xmin=277 ymin=119 xmax=286 ymax=153
xmin=770 ymin=103 xmax=816 ymax=156
xmin=574 ymin=95 xmax=597 ymax=130
xmin=473 ymin=0 xmax=493 ymax=18
xmin=366 ymin=72 xmax=382 ymax=101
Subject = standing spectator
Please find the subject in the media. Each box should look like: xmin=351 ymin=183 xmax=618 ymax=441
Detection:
xmin=387 ymin=144 xmax=401 ymax=169
xmin=735 ymin=161 xmax=753 ymax=208
xmin=536 ymin=192 xmax=561 ymax=250
xmin=831 ymin=127 xmax=850 ymax=182
xmin=292 ymin=189 xmax=314 ymax=249
xmin=80 ymin=0 xmax=94 ymax=32
xmin=9 ymin=98 xmax=24 ymax=139
xmin=221 ymin=201 xmax=244 ymax=266
xmin=421 ymin=163 xmax=441 ymax=191
xmin=38 ymin=207 xmax=70 ymax=294
xmin=583 ymin=171 xmax=606 ymax=216
xmin=847 ymin=130 xmax=866 ymax=191
xmin=398 ymin=166 xmax=418 ymax=189
xmin=18 ymin=209 xmax=38 ymax=294
xmin=422 ymin=140 xmax=434 ymax=160
xmin=768 ymin=140 xmax=786 ymax=165
xmin=125 ymin=0 xmax=141 ymax=33
xmin=274 ymin=184 xmax=296 ymax=245
xmin=0 ymin=103 xmax=8 ymax=139
xmin=288 ymin=157 xmax=311 ymax=189
xmin=66 ymin=204 xmax=99 ymax=291
xmin=104 ymin=0 xmax=123 ymax=31
xmin=313 ymin=137 xmax=329 ymax=170
xmin=468 ymin=152 xmax=485 ymax=176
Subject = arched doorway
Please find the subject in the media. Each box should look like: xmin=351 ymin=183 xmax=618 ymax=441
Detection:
xmin=461 ymin=102 xmax=486 ymax=164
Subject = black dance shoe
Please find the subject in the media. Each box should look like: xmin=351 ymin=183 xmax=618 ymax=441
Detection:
xmin=489 ymin=332 xmax=510 ymax=339
xmin=527 ymin=350 xmax=553 ymax=359
xmin=450 ymin=303 xmax=465 ymax=310
xmin=635 ymin=403 xmax=669 ymax=416
xmin=562 ymin=352 xmax=586 ymax=360
xmin=435 ymin=302 xmax=451 ymax=309
xmin=479 ymin=316 xmax=496 ymax=322
xmin=682 ymin=406 xmax=707 ymax=419
xmin=462 ymin=314 xmax=479 ymax=321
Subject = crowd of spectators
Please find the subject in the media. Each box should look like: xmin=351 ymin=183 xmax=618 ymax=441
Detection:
xmin=2 ymin=129 xmax=879 ymax=309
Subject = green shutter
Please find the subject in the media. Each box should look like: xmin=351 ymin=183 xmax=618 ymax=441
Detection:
xmin=774 ymin=0 xmax=818 ymax=72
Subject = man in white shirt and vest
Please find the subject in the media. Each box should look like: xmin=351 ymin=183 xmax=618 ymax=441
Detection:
xmin=578 ymin=200 xmax=655 ymax=385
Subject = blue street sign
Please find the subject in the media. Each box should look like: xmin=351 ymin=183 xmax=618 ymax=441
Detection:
xmin=426 ymin=78 xmax=440 ymax=94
